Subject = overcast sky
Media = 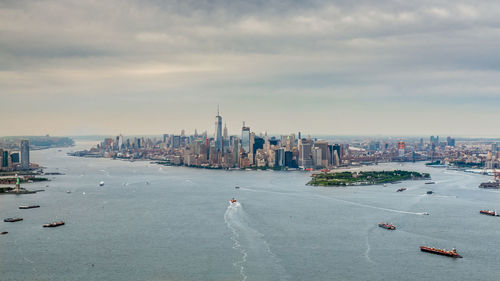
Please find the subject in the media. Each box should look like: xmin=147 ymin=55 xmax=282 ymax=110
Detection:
xmin=1 ymin=0 xmax=499 ymax=137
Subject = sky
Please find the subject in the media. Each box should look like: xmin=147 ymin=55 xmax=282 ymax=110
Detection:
xmin=1 ymin=0 xmax=500 ymax=137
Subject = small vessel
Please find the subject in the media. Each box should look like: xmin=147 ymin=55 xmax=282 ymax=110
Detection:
xmin=378 ymin=222 xmax=396 ymax=230
xmin=420 ymin=246 xmax=462 ymax=258
xmin=235 ymin=186 xmax=240 ymax=189
xmin=479 ymin=181 xmax=500 ymax=189
xmin=425 ymin=181 xmax=435 ymax=184
xmin=480 ymin=210 xmax=498 ymax=216
xmin=422 ymin=212 xmax=430 ymax=215
xmin=230 ymin=198 xmax=237 ymax=203
xmin=4 ymin=217 xmax=23 ymax=222
xmin=0 ymin=232 xmax=7 ymax=235
xmin=426 ymin=191 xmax=433 ymax=194
xmin=99 ymin=181 xmax=104 ymax=186
xmin=66 ymin=190 xmax=71 ymax=193
xmin=396 ymin=188 xmax=407 ymax=192
xmin=43 ymin=221 xmax=65 ymax=228
xmin=19 ymin=205 xmax=40 ymax=209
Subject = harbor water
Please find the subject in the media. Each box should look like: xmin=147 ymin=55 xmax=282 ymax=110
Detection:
xmin=1 ymin=142 xmax=499 ymax=281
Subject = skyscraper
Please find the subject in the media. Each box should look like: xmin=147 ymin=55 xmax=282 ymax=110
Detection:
xmin=215 ymin=107 xmax=223 ymax=152
xmin=241 ymin=122 xmax=250 ymax=153
xmin=20 ymin=140 xmax=30 ymax=170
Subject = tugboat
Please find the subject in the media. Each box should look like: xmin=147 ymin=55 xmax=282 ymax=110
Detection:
xmin=19 ymin=205 xmax=40 ymax=209
xmin=426 ymin=191 xmax=433 ymax=194
xmin=230 ymin=198 xmax=237 ymax=203
xmin=420 ymin=246 xmax=462 ymax=258
xmin=0 ymin=232 xmax=7 ymax=235
xmin=4 ymin=217 xmax=23 ymax=222
xmin=480 ymin=210 xmax=499 ymax=216
xmin=43 ymin=221 xmax=65 ymax=228
xmin=396 ymin=188 xmax=407 ymax=192
xmin=378 ymin=222 xmax=396 ymax=230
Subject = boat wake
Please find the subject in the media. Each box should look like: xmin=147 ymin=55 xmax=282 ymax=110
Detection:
xmin=224 ymin=202 xmax=289 ymax=281
xmin=315 ymin=195 xmax=426 ymax=216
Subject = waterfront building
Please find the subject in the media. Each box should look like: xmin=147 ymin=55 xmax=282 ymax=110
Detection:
xmin=312 ymin=147 xmax=323 ymax=168
xmin=20 ymin=140 xmax=30 ymax=170
xmin=314 ymin=140 xmax=329 ymax=167
xmin=275 ymin=148 xmax=285 ymax=168
xmin=298 ymin=138 xmax=313 ymax=169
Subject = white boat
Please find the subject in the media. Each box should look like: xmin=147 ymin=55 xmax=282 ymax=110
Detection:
xmin=99 ymin=181 xmax=104 ymax=186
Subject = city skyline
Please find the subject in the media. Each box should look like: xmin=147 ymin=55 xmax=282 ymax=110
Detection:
xmin=1 ymin=1 xmax=500 ymax=136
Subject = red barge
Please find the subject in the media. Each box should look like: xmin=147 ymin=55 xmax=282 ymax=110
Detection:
xmin=378 ymin=222 xmax=396 ymax=230
xmin=420 ymin=246 xmax=462 ymax=258
xmin=480 ymin=210 xmax=498 ymax=216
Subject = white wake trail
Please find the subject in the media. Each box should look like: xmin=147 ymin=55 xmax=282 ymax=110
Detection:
xmin=224 ymin=202 xmax=289 ymax=281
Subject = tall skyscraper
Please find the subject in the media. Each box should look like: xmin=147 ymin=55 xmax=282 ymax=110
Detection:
xmin=241 ymin=122 xmax=250 ymax=153
xmin=20 ymin=139 xmax=30 ymax=170
xmin=215 ymin=106 xmax=223 ymax=152
xmin=223 ymin=123 xmax=228 ymax=140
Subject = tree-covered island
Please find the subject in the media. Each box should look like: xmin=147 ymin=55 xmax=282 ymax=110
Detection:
xmin=308 ymin=170 xmax=431 ymax=186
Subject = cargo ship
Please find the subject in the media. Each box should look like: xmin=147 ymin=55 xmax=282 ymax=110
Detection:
xmin=480 ymin=210 xmax=498 ymax=216
xmin=19 ymin=205 xmax=40 ymax=209
xmin=396 ymin=188 xmax=407 ymax=192
xmin=43 ymin=221 xmax=65 ymax=228
xmin=420 ymin=246 xmax=462 ymax=258
xmin=4 ymin=217 xmax=23 ymax=222
xmin=479 ymin=181 xmax=500 ymax=189
xmin=378 ymin=222 xmax=396 ymax=230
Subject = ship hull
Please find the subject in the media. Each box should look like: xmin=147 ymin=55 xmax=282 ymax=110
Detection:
xmin=420 ymin=247 xmax=462 ymax=258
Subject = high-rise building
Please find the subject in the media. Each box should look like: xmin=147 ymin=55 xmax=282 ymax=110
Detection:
xmin=314 ymin=140 xmax=329 ymax=167
xmin=232 ymin=137 xmax=240 ymax=167
xmin=20 ymin=140 xmax=30 ymax=170
xmin=223 ymin=123 xmax=228 ymax=140
xmin=298 ymin=138 xmax=313 ymax=169
xmin=492 ymin=143 xmax=498 ymax=153
xmin=215 ymin=107 xmax=223 ymax=152
xmin=275 ymin=148 xmax=285 ymax=168
xmin=241 ymin=122 xmax=251 ymax=153
xmin=398 ymin=141 xmax=405 ymax=158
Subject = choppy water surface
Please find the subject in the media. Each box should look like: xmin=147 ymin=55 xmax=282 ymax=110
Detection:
xmin=1 ymin=142 xmax=499 ymax=281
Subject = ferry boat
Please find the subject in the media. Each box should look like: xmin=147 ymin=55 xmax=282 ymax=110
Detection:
xmin=19 ymin=205 xmax=40 ymax=209
xmin=480 ymin=210 xmax=499 ymax=216
xmin=378 ymin=222 xmax=396 ymax=230
xmin=4 ymin=217 xmax=23 ymax=222
xmin=43 ymin=221 xmax=65 ymax=228
xmin=230 ymin=198 xmax=237 ymax=203
xmin=396 ymin=188 xmax=407 ymax=192
xmin=420 ymin=246 xmax=462 ymax=258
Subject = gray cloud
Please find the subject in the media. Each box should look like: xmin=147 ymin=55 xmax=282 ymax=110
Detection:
xmin=1 ymin=0 xmax=499 ymax=136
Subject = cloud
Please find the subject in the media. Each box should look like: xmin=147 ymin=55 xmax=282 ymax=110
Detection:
xmin=0 ymin=0 xmax=500 ymax=136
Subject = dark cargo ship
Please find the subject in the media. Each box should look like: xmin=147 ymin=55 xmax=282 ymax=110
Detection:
xmin=420 ymin=246 xmax=462 ymax=258
xmin=19 ymin=205 xmax=40 ymax=209
xmin=479 ymin=181 xmax=500 ymax=189
xmin=4 ymin=218 xmax=23 ymax=222
xmin=378 ymin=222 xmax=396 ymax=230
